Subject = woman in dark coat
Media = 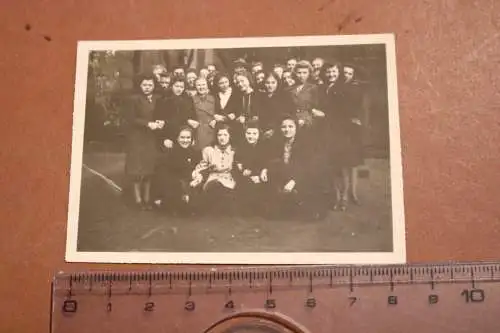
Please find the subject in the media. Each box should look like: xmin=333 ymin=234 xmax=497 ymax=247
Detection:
xmin=152 ymin=77 xmax=199 ymax=206
xmin=123 ymin=74 xmax=163 ymax=210
xmin=266 ymin=115 xmax=329 ymax=220
xmin=319 ymin=61 xmax=360 ymax=211
xmin=160 ymin=126 xmax=201 ymax=215
xmin=233 ymin=73 xmax=258 ymax=147
xmin=343 ymin=64 xmax=365 ymax=204
xmin=233 ymin=120 xmax=269 ymax=216
xmin=254 ymin=72 xmax=296 ymax=141
xmin=287 ymin=60 xmax=325 ymax=128
xmin=213 ymin=73 xmax=241 ymax=127
xmin=153 ymin=77 xmax=199 ymax=147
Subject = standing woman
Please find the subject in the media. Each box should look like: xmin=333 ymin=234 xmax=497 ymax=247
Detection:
xmin=191 ymin=124 xmax=237 ymax=215
xmin=123 ymin=74 xmax=163 ymax=210
xmin=192 ymin=77 xmax=220 ymax=151
xmin=343 ymin=64 xmax=365 ymax=205
xmin=234 ymin=73 xmax=257 ymax=146
xmin=254 ymin=72 xmax=295 ymax=140
xmin=288 ymin=60 xmax=324 ymax=128
xmin=319 ymin=61 xmax=355 ymax=211
xmin=213 ymin=73 xmax=240 ymax=126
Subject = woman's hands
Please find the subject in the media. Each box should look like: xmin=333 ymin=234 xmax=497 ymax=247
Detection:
xmin=283 ymin=179 xmax=296 ymax=193
xmin=187 ymin=119 xmax=199 ymax=128
xmin=163 ymin=139 xmax=173 ymax=149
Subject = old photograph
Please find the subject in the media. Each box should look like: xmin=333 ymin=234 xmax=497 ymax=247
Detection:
xmin=65 ymin=34 xmax=405 ymax=264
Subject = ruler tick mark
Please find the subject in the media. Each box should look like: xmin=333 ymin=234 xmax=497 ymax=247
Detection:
xmin=309 ymin=273 xmax=313 ymax=293
xmin=471 ymin=269 xmax=476 ymax=289
xmin=108 ymin=281 xmax=112 ymax=299
xmin=188 ymin=280 xmax=192 ymax=297
xmin=349 ymin=269 xmax=353 ymax=292
xmin=430 ymin=270 xmax=435 ymax=290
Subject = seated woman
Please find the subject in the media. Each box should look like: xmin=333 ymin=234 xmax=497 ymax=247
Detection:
xmin=234 ymin=120 xmax=269 ymax=216
xmin=158 ymin=126 xmax=200 ymax=216
xmin=190 ymin=123 xmax=237 ymax=216
xmin=266 ymin=115 xmax=329 ymax=221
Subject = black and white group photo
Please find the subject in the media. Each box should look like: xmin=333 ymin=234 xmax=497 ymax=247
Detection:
xmin=66 ymin=35 xmax=405 ymax=264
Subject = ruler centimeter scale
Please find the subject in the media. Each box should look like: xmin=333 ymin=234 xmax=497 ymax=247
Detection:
xmin=51 ymin=262 xmax=500 ymax=333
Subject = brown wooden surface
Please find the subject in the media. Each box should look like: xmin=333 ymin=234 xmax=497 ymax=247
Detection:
xmin=1 ymin=0 xmax=499 ymax=332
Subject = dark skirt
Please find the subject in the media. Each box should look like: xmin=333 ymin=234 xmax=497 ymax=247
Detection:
xmin=124 ymin=130 xmax=158 ymax=178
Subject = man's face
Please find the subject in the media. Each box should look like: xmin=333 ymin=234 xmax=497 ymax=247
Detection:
xmin=312 ymin=59 xmax=323 ymax=71
xmin=173 ymin=68 xmax=185 ymax=78
xmin=252 ymin=64 xmax=263 ymax=74
xmin=286 ymin=59 xmax=297 ymax=71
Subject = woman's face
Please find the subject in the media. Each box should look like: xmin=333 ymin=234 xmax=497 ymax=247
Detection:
xmin=264 ymin=75 xmax=278 ymax=93
xmin=245 ymin=128 xmax=259 ymax=144
xmin=199 ymin=68 xmax=209 ymax=79
xmin=217 ymin=129 xmax=230 ymax=146
xmin=186 ymin=72 xmax=197 ymax=87
xmin=295 ymin=68 xmax=310 ymax=84
xmin=273 ymin=66 xmax=284 ymax=78
xmin=325 ymin=66 xmax=340 ymax=83
xmin=171 ymin=81 xmax=185 ymax=96
xmin=236 ymin=75 xmax=250 ymax=92
xmin=177 ymin=130 xmax=192 ymax=148
xmin=281 ymin=119 xmax=297 ymax=139
xmin=140 ymin=80 xmax=155 ymax=95
xmin=256 ymin=72 xmax=265 ymax=84
xmin=195 ymin=79 xmax=209 ymax=95
xmin=344 ymin=67 xmax=354 ymax=83
xmin=218 ymin=77 xmax=230 ymax=92
xmin=159 ymin=76 xmax=171 ymax=90
xmin=283 ymin=72 xmax=295 ymax=87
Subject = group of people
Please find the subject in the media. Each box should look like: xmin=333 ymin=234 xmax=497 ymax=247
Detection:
xmin=121 ymin=55 xmax=366 ymax=220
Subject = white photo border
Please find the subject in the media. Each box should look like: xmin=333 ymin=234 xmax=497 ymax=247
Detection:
xmin=65 ymin=34 xmax=406 ymax=265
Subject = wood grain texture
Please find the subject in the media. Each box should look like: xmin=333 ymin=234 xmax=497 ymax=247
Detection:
xmin=0 ymin=0 xmax=499 ymax=331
